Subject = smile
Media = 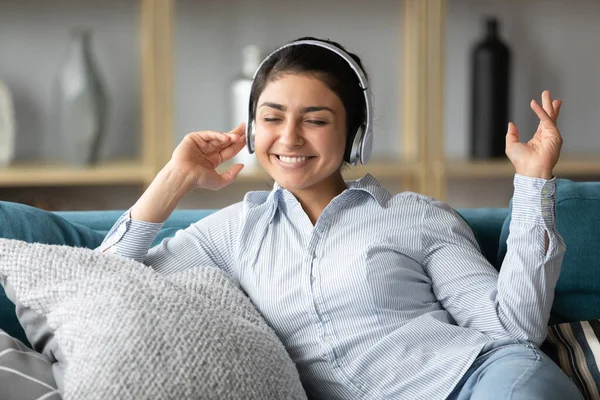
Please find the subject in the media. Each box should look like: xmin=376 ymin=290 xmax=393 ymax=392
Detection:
xmin=277 ymin=155 xmax=312 ymax=164
xmin=272 ymin=154 xmax=315 ymax=169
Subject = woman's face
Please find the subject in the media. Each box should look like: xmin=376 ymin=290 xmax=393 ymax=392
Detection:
xmin=254 ymin=73 xmax=347 ymax=192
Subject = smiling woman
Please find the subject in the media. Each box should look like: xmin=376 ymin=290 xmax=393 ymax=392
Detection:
xmin=93 ymin=37 xmax=581 ymax=400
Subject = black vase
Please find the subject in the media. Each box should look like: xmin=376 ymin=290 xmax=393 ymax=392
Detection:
xmin=470 ymin=17 xmax=511 ymax=159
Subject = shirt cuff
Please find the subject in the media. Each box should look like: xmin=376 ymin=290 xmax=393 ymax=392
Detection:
xmin=511 ymin=174 xmax=557 ymax=228
xmin=96 ymin=208 xmax=164 ymax=255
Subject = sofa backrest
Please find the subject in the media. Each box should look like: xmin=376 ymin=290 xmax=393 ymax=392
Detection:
xmin=2 ymin=177 xmax=600 ymax=344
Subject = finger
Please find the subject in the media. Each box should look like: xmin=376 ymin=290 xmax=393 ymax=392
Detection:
xmin=541 ymin=90 xmax=555 ymax=119
xmin=505 ymin=122 xmax=520 ymax=146
xmin=191 ymin=130 xmax=231 ymax=146
xmin=218 ymin=164 xmax=245 ymax=187
xmin=191 ymin=131 xmax=232 ymax=152
xmin=191 ymin=130 xmax=231 ymax=140
xmin=220 ymin=134 xmax=248 ymax=161
xmin=530 ymin=100 xmax=554 ymax=124
xmin=227 ymin=122 xmax=247 ymax=139
xmin=553 ymin=99 xmax=562 ymax=120
xmin=221 ymin=122 xmax=247 ymax=143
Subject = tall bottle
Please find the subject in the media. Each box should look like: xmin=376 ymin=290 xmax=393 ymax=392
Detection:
xmin=0 ymin=80 xmax=16 ymax=166
xmin=470 ymin=17 xmax=511 ymax=159
xmin=230 ymin=45 xmax=261 ymax=173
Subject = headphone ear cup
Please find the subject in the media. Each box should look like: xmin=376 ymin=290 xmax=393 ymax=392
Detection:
xmin=359 ymin=127 xmax=373 ymax=165
xmin=344 ymin=125 xmax=364 ymax=166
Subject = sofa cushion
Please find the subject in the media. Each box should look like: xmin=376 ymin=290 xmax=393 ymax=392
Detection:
xmin=541 ymin=320 xmax=600 ymax=400
xmin=0 ymin=201 xmax=105 ymax=346
xmin=0 ymin=201 xmax=103 ymax=248
xmin=0 ymin=238 xmax=308 ymax=399
xmin=498 ymin=180 xmax=600 ymax=323
xmin=54 ymin=209 xmax=217 ymax=246
xmin=0 ymin=329 xmax=60 ymax=399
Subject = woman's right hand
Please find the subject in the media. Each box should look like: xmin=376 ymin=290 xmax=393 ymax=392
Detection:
xmin=170 ymin=122 xmax=248 ymax=191
xmin=129 ymin=123 xmax=247 ymax=224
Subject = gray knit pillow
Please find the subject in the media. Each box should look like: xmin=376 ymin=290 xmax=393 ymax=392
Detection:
xmin=0 ymin=239 xmax=307 ymax=400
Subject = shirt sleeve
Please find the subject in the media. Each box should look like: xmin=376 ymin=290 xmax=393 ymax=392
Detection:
xmin=420 ymin=174 xmax=566 ymax=346
xmin=95 ymin=208 xmax=164 ymax=261
xmin=94 ymin=202 xmax=244 ymax=279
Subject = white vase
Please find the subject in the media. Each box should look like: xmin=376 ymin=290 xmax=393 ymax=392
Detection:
xmin=56 ymin=29 xmax=108 ymax=165
xmin=0 ymin=80 xmax=16 ymax=167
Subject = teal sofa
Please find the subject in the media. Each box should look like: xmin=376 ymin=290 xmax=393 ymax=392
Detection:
xmin=1 ymin=179 xmax=600 ymax=349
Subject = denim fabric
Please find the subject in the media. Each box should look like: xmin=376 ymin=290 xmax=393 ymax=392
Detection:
xmin=447 ymin=339 xmax=583 ymax=400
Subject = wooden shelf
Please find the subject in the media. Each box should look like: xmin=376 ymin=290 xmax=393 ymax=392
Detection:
xmin=446 ymin=156 xmax=600 ymax=179
xmin=0 ymin=160 xmax=154 ymax=187
xmin=226 ymin=160 xmax=418 ymax=183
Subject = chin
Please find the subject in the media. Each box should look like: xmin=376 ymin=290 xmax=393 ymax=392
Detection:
xmin=274 ymin=177 xmax=313 ymax=191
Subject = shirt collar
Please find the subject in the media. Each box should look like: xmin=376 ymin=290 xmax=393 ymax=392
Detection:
xmin=270 ymin=173 xmax=390 ymax=211
xmin=345 ymin=173 xmax=390 ymax=207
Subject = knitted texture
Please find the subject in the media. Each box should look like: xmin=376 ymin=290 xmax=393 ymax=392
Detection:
xmin=0 ymin=239 xmax=307 ymax=400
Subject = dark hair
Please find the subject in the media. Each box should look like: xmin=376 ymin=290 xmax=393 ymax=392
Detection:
xmin=249 ymin=36 xmax=369 ymax=162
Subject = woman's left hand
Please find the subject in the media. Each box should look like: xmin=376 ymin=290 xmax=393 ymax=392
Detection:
xmin=505 ymin=90 xmax=563 ymax=180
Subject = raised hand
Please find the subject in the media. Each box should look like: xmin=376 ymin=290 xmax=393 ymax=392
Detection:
xmin=505 ymin=90 xmax=563 ymax=180
xmin=170 ymin=122 xmax=248 ymax=190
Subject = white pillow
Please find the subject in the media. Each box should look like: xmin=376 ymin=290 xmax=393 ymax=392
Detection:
xmin=0 ymin=239 xmax=307 ymax=400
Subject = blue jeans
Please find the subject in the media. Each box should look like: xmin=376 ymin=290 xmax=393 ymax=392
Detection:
xmin=447 ymin=339 xmax=583 ymax=400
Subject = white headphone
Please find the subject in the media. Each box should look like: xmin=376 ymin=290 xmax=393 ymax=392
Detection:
xmin=245 ymin=39 xmax=373 ymax=166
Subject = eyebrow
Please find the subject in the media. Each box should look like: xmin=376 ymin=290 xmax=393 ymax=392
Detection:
xmin=259 ymin=102 xmax=335 ymax=114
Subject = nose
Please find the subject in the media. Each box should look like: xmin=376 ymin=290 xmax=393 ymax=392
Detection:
xmin=279 ymin=120 xmax=304 ymax=148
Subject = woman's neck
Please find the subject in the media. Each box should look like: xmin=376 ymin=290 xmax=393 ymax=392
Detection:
xmin=290 ymin=172 xmax=348 ymax=225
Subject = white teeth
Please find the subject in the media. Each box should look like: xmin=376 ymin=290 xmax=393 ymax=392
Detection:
xmin=279 ymin=156 xmax=310 ymax=164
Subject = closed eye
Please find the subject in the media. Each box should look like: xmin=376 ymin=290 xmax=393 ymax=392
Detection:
xmin=263 ymin=117 xmax=282 ymax=123
xmin=306 ymin=120 xmax=327 ymax=126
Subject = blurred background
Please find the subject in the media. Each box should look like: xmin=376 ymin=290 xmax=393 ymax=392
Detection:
xmin=0 ymin=0 xmax=598 ymax=211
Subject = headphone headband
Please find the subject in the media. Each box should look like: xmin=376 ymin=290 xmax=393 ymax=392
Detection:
xmin=246 ymin=39 xmax=373 ymax=165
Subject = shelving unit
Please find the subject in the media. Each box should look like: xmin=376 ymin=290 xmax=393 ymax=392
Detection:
xmin=0 ymin=0 xmax=168 ymax=193
xmin=445 ymin=156 xmax=600 ymax=179
xmin=0 ymin=0 xmax=427 ymax=199
xmin=424 ymin=0 xmax=600 ymax=202
xmin=2 ymin=0 xmax=598 ymax=208
xmin=0 ymin=161 xmax=155 ymax=187
xmin=160 ymin=0 xmax=434 ymax=195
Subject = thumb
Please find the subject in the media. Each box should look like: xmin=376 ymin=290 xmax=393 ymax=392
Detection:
xmin=218 ymin=163 xmax=244 ymax=187
xmin=505 ymin=122 xmax=519 ymax=148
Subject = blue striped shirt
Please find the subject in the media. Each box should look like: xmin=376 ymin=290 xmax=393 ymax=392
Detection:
xmin=97 ymin=173 xmax=565 ymax=400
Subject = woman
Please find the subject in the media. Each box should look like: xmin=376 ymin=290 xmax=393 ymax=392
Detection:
xmin=98 ymin=37 xmax=581 ymax=399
